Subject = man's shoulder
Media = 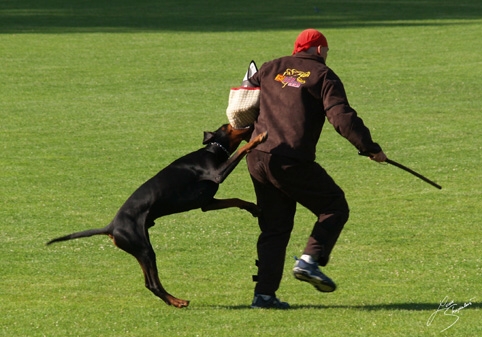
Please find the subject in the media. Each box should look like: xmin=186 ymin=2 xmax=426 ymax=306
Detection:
xmin=261 ymin=55 xmax=291 ymax=67
xmin=261 ymin=54 xmax=316 ymax=70
xmin=259 ymin=54 xmax=334 ymax=78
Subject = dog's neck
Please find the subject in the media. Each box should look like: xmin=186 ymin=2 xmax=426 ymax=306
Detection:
xmin=206 ymin=142 xmax=231 ymax=159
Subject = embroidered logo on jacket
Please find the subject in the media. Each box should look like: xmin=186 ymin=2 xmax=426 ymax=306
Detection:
xmin=275 ymin=69 xmax=310 ymax=88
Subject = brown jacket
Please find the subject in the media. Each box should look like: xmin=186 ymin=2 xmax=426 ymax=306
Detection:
xmin=249 ymin=52 xmax=382 ymax=162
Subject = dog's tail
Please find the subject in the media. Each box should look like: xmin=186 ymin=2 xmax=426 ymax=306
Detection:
xmin=46 ymin=225 xmax=111 ymax=245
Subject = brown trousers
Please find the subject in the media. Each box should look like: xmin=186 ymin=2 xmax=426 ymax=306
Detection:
xmin=247 ymin=150 xmax=349 ymax=296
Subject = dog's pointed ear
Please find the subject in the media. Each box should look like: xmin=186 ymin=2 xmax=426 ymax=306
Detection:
xmin=203 ymin=131 xmax=215 ymax=144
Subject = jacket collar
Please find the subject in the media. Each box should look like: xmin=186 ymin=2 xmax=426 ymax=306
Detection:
xmin=292 ymin=51 xmax=326 ymax=64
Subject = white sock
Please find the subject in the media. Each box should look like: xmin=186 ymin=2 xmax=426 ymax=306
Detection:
xmin=300 ymin=254 xmax=316 ymax=264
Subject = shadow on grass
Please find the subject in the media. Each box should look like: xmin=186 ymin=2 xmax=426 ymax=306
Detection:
xmin=1 ymin=0 xmax=481 ymax=34
xmin=210 ymin=302 xmax=482 ymax=311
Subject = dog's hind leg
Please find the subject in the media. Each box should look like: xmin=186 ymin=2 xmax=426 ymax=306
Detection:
xmin=110 ymin=224 xmax=189 ymax=308
xmin=135 ymin=248 xmax=190 ymax=308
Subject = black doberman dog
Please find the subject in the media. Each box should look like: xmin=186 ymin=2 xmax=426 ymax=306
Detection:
xmin=47 ymin=124 xmax=267 ymax=308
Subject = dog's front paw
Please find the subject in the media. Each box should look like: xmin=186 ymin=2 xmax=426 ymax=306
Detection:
xmin=255 ymin=131 xmax=268 ymax=144
xmin=242 ymin=203 xmax=262 ymax=217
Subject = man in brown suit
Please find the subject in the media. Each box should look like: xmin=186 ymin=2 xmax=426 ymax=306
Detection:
xmin=247 ymin=29 xmax=386 ymax=309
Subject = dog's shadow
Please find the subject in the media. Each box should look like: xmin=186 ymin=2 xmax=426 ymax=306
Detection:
xmin=207 ymin=302 xmax=482 ymax=311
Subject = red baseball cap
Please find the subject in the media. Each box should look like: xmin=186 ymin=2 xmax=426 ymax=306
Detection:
xmin=292 ymin=29 xmax=328 ymax=55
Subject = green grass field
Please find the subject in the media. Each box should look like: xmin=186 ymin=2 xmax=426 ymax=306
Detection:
xmin=1 ymin=0 xmax=481 ymax=336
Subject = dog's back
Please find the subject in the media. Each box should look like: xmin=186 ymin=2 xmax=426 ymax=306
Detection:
xmin=124 ymin=147 xmax=226 ymax=219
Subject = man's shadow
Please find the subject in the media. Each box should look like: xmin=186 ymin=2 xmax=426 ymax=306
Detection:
xmin=209 ymin=302 xmax=481 ymax=311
